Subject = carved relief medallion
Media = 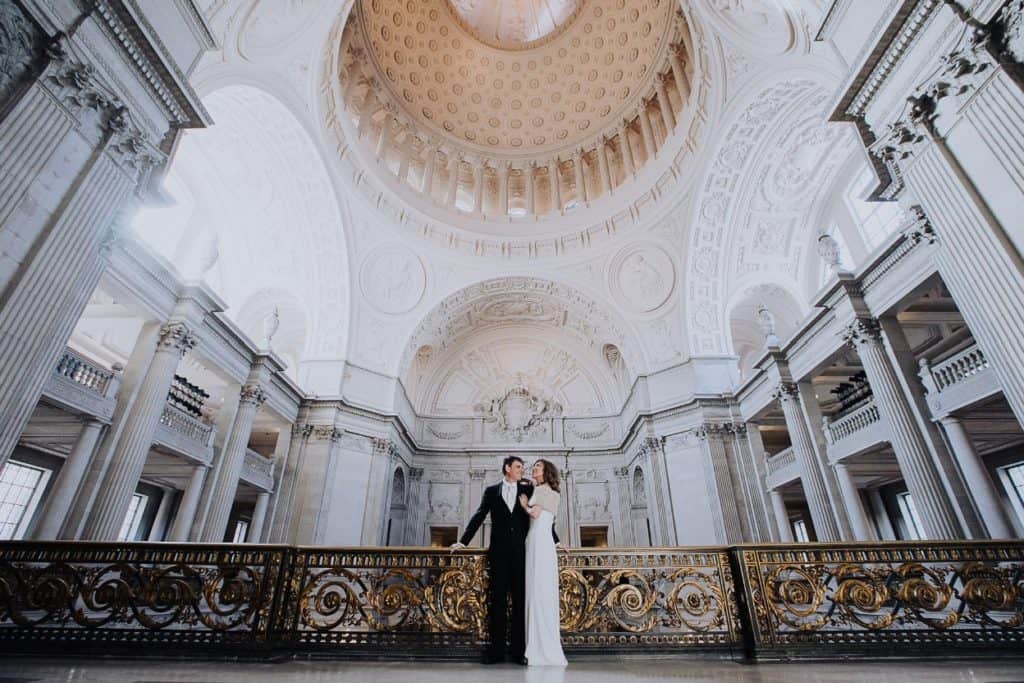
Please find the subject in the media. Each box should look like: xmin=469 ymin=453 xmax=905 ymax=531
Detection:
xmin=610 ymin=243 xmax=676 ymax=314
xmin=360 ymin=244 xmax=426 ymax=314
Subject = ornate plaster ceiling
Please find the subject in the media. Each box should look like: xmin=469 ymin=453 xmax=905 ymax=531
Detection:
xmin=446 ymin=0 xmax=582 ymax=48
xmin=359 ymin=0 xmax=674 ymax=154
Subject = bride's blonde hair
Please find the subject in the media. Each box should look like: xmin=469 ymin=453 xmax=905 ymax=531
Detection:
xmin=535 ymin=459 xmax=560 ymax=492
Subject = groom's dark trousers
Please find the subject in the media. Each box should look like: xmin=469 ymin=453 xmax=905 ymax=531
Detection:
xmin=460 ymin=481 xmax=558 ymax=661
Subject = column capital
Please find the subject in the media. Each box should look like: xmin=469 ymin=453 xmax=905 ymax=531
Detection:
xmin=469 ymin=468 xmax=487 ymax=480
xmin=239 ymin=383 xmax=268 ymax=407
xmin=409 ymin=466 xmax=425 ymax=481
xmin=843 ymin=318 xmax=883 ymax=347
xmin=157 ymin=322 xmax=197 ymax=356
xmin=771 ymin=381 xmax=799 ymax=402
xmin=312 ymin=425 xmax=344 ymax=442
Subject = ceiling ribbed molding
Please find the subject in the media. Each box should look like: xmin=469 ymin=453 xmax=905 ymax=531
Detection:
xmin=329 ymin=0 xmax=704 ymax=240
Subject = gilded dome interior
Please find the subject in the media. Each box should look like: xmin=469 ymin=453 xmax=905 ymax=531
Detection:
xmin=446 ymin=0 xmax=583 ymax=48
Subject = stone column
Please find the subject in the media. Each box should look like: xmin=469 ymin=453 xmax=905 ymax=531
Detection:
xmin=730 ymin=423 xmax=775 ymax=542
xmin=694 ymin=427 xmax=744 ymax=544
xmin=618 ymin=123 xmax=635 ymax=175
xmin=844 ymin=319 xmax=962 ymax=538
xmin=655 ymin=78 xmax=676 ymax=131
xmin=769 ymin=490 xmax=794 ymax=542
xmin=597 ymin=139 xmax=612 ymax=195
xmin=166 ymin=465 xmax=207 ymax=542
xmin=497 ymin=162 xmax=509 ymax=216
xmin=248 ymin=491 xmax=270 ymax=543
xmin=939 ymin=416 xmax=1014 ymax=538
xmin=397 ymin=135 xmax=411 ymax=182
xmin=268 ymin=424 xmax=310 ymax=543
xmin=0 ymin=59 xmax=159 ymax=469
xmin=525 ymin=162 xmax=536 ymax=215
xmin=572 ymin=149 xmax=587 ymax=205
xmin=473 ymin=161 xmax=485 ymax=215
xmin=421 ymin=146 xmax=437 ymax=197
xmin=31 ymin=418 xmax=104 ymax=539
xmin=82 ymin=323 xmax=196 ymax=540
xmin=867 ymin=488 xmax=897 ymax=540
xmin=774 ymin=383 xmax=842 ymax=541
xmin=669 ymin=47 xmax=690 ymax=104
xmin=833 ymin=463 xmax=877 ymax=540
xmin=638 ymin=102 xmax=657 ymax=158
xmin=638 ymin=437 xmax=676 ymax=544
xmin=446 ymin=153 xmax=460 ymax=208
xmin=796 ymin=381 xmax=854 ymax=538
xmin=199 ymin=383 xmax=267 ymax=542
xmin=375 ymin=111 xmax=392 ymax=158
xmin=549 ymin=158 xmax=562 ymax=213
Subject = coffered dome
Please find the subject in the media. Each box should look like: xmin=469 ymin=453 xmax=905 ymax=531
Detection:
xmin=447 ymin=0 xmax=582 ymax=48
xmin=337 ymin=0 xmax=693 ymax=225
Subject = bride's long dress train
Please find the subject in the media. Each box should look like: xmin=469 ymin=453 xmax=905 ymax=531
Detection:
xmin=524 ymin=503 xmax=567 ymax=666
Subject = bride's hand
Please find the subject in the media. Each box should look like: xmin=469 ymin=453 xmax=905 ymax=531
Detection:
xmin=529 ymin=506 xmax=542 ymax=519
xmin=518 ymin=493 xmax=530 ymax=509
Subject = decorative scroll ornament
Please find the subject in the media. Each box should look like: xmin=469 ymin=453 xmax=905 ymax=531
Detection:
xmin=475 ymin=381 xmax=562 ymax=442
xmin=157 ymin=322 xmax=197 ymax=356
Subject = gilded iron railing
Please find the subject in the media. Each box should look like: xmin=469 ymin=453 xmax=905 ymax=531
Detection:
xmin=1 ymin=541 xmax=1022 ymax=659
xmin=735 ymin=541 xmax=1024 ymax=657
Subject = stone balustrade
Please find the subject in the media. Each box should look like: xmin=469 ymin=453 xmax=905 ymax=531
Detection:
xmin=54 ymin=350 xmax=116 ymax=395
xmin=930 ymin=344 xmax=989 ymax=391
xmin=765 ymin=446 xmax=798 ymax=489
xmin=919 ymin=342 xmax=1001 ymax=419
xmin=826 ymin=399 xmax=881 ymax=444
xmin=240 ymin=448 xmax=275 ymax=492
xmin=40 ymin=348 xmax=120 ymax=422
xmin=152 ymin=400 xmax=215 ymax=464
xmin=823 ymin=397 xmax=891 ymax=463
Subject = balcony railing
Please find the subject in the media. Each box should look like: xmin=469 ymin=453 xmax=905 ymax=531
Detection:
xmin=929 ymin=343 xmax=989 ymax=391
xmin=825 ymin=398 xmax=881 ymax=444
xmin=41 ymin=349 xmax=120 ymax=421
xmin=919 ymin=342 xmax=1000 ymax=418
xmin=153 ymin=401 xmax=215 ymax=463
xmin=0 ymin=541 xmax=1022 ymax=660
xmin=765 ymin=447 xmax=798 ymax=488
xmin=241 ymin=448 xmax=275 ymax=492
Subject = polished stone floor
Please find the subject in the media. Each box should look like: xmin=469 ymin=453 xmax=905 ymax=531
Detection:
xmin=1 ymin=658 xmax=1023 ymax=683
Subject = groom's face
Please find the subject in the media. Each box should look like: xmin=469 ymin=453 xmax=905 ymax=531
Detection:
xmin=505 ymin=460 xmax=524 ymax=481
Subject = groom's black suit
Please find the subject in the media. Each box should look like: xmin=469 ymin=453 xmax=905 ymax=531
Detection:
xmin=460 ymin=480 xmax=559 ymax=662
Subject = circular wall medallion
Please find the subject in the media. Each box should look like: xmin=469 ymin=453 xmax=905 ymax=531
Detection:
xmin=360 ymin=244 xmax=427 ymax=314
xmin=609 ymin=242 xmax=676 ymax=314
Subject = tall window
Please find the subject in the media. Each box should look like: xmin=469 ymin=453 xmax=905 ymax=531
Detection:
xmin=0 ymin=461 xmax=51 ymax=540
xmin=118 ymin=493 xmax=148 ymax=541
xmin=232 ymin=519 xmax=250 ymax=544
xmin=844 ymin=164 xmax=903 ymax=251
xmin=792 ymin=518 xmax=810 ymax=543
xmin=999 ymin=462 xmax=1024 ymax=528
xmin=897 ymin=491 xmax=925 ymax=540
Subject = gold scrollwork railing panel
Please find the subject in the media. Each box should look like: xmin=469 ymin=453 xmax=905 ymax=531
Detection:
xmin=0 ymin=543 xmax=284 ymax=646
xmin=737 ymin=542 xmax=1024 ymax=651
xmin=557 ymin=548 xmax=739 ymax=650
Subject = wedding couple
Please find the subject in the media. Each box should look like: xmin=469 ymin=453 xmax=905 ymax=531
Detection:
xmin=451 ymin=455 xmax=567 ymax=667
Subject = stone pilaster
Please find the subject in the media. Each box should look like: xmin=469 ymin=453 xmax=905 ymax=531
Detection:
xmin=773 ymin=382 xmax=843 ymax=541
xmin=199 ymin=382 xmax=267 ymax=542
xmin=939 ymin=416 xmax=1015 ymax=538
xmin=729 ymin=422 xmax=775 ymax=542
xmin=268 ymin=423 xmax=312 ymax=543
xmin=694 ymin=425 xmax=745 ymax=543
xmin=843 ymin=319 xmax=962 ymax=539
xmin=82 ymin=322 xmax=196 ymax=540
xmin=637 ymin=436 xmax=675 ymax=544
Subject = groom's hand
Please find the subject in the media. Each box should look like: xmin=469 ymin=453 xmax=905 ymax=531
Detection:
xmin=449 ymin=542 xmax=466 ymax=552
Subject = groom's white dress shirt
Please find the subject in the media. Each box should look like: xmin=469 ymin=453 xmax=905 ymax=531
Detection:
xmin=502 ymin=480 xmax=516 ymax=512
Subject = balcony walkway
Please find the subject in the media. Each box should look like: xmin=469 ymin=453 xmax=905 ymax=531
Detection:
xmin=2 ymin=657 xmax=1022 ymax=682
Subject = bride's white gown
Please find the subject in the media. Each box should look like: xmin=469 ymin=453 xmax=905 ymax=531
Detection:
xmin=524 ymin=485 xmax=567 ymax=667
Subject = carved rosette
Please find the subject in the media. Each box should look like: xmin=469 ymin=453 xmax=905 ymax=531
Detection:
xmin=239 ymin=384 xmax=268 ymax=407
xmin=156 ymin=323 xmax=197 ymax=356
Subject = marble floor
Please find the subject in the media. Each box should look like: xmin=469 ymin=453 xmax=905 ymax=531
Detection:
xmin=1 ymin=658 xmax=1023 ymax=683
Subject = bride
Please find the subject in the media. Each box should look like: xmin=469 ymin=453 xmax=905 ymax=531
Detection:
xmin=518 ymin=459 xmax=568 ymax=667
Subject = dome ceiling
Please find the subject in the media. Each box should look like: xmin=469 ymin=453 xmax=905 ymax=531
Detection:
xmin=360 ymin=0 xmax=673 ymax=155
xmin=446 ymin=0 xmax=582 ymax=49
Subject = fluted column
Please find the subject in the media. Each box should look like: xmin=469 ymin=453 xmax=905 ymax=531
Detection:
xmin=31 ymin=418 xmax=104 ymax=539
xmin=248 ymin=491 xmax=270 ymax=543
xmin=618 ymin=123 xmax=635 ymax=176
xmin=421 ymin=146 xmax=437 ymax=197
xmin=939 ymin=416 xmax=1014 ymax=538
xmin=833 ymin=463 xmax=877 ymax=540
xmin=549 ymin=158 xmax=562 ymax=213
xmin=774 ymin=382 xmax=842 ymax=541
xmin=167 ymin=465 xmax=207 ymax=542
xmin=82 ymin=323 xmax=197 ymax=540
xmin=572 ymin=149 xmax=587 ymax=205
xmin=844 ymin=319 xmax=962 ymax=538
xmin=597 ymin=138 xmax=612 ymax=195
xmin=638 ymin=102 xmax=657 ymax=158
xmin=769 ymin=490 xmax=794 ymax=542
xmin=446 ymin=153 xmax=460 ymax=208
xmin=525 ymin=162 xmax=536 ymax=215
xmin=655 ymin=78 xmax=676 ymax=131
xmin=497 ymin=162 xmax=509 ymax=216
xmin=473 ymin=161 xmax=485 ymax=215
xmin=199 ymin=383 xmax=267 ymax=542
xmin=669 ymin=47 xmax=690 ymax=104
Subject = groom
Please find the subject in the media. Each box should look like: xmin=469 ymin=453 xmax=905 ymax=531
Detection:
xmin=452 ymin=455 xmax=558 ymax=664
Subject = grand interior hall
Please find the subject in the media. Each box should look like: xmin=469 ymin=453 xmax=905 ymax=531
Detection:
xmin=1 ymin=0 xmax=1024 ymax=677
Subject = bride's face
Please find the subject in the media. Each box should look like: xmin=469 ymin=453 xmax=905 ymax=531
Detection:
xmin=531 ymin=462 xmax=544 ymax=483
